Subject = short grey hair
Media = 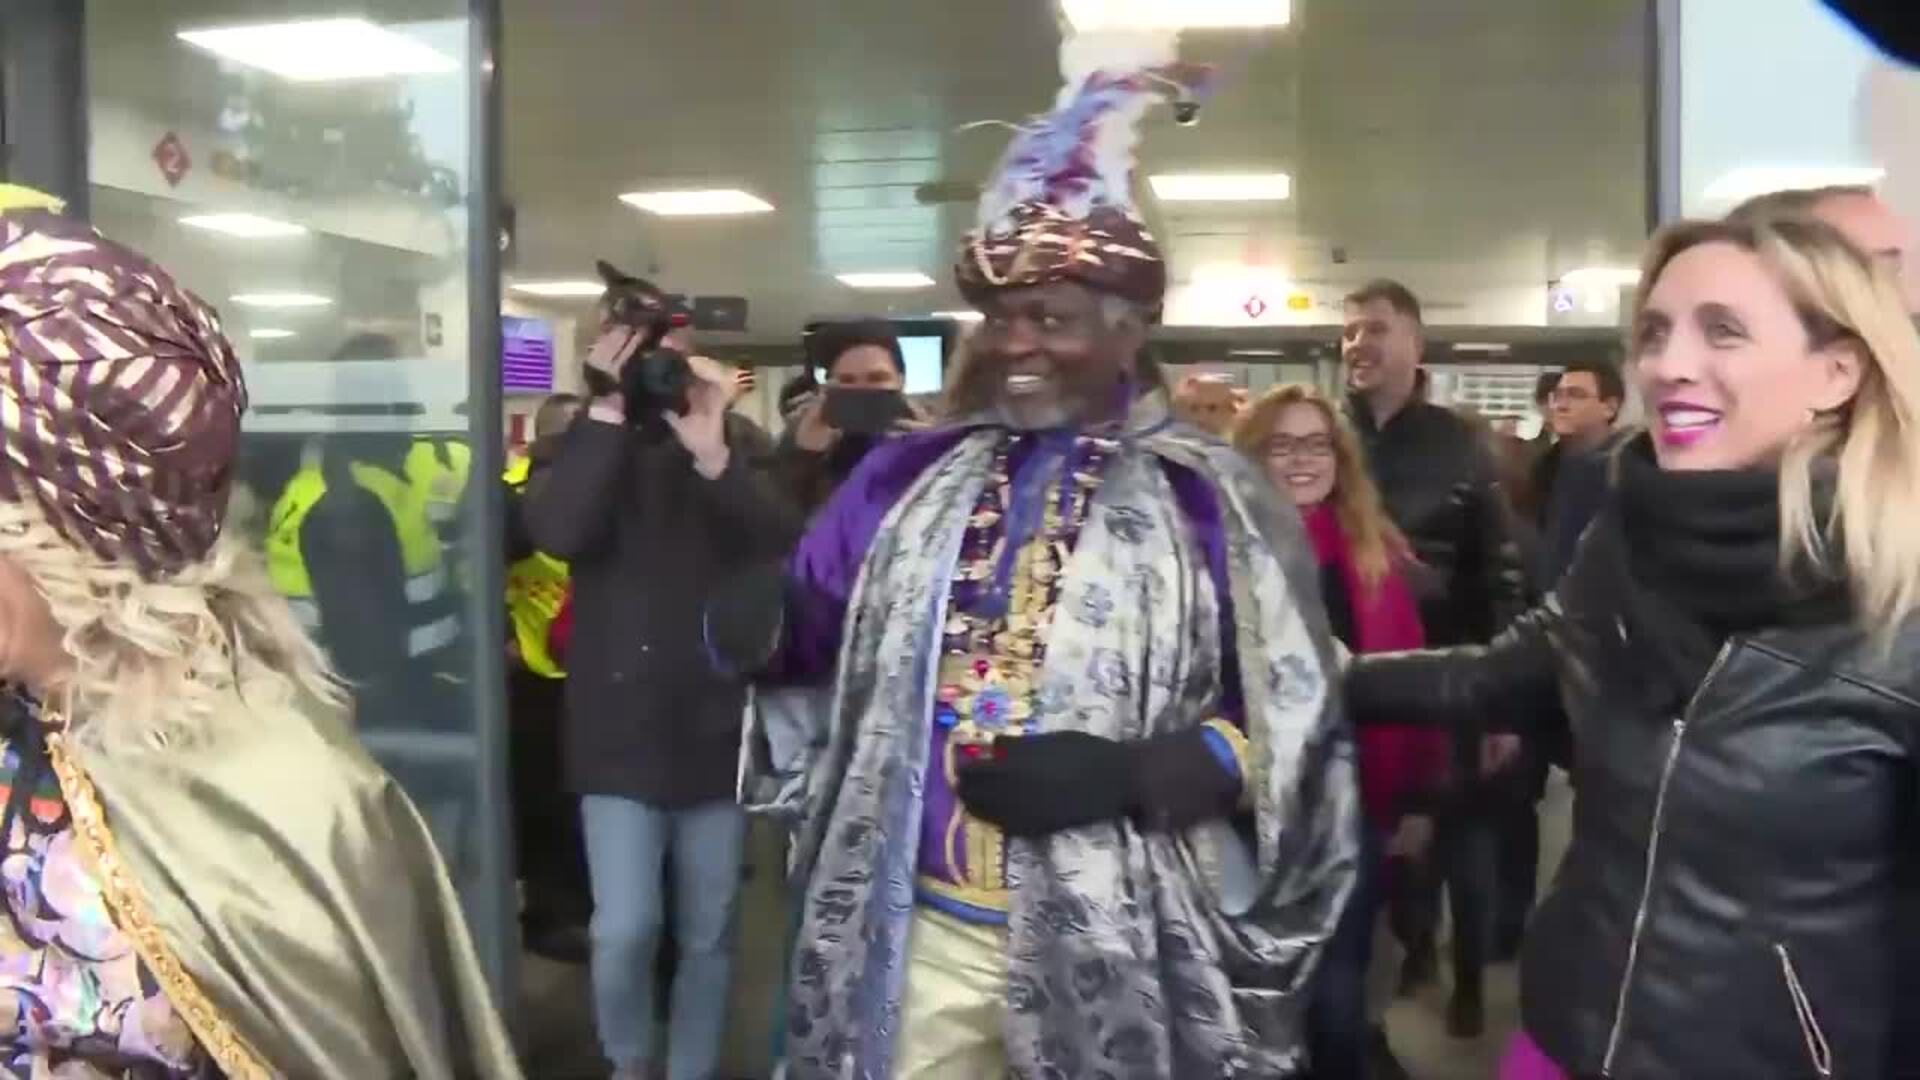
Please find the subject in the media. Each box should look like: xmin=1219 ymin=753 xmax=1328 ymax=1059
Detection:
xmin=1727 ymin=184 xmax=1876 ymax=224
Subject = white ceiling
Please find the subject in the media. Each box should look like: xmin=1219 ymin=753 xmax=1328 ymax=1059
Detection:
xmin=501 ymin=0 xmax=1651 ymax=336
xmin=76 ymin=0 xmax=1653 ymax=358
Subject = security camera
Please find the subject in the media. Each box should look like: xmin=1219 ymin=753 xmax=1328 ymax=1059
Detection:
xmin=1172 ymin=97 xmax=1201 ymax=127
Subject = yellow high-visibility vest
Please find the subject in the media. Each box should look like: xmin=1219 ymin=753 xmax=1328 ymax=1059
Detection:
xmin=504 ymin=454 xmax=569 ymax=679
xmin=266 ymin=462 xmax=460 ymax=660
xmin=406 ymin=439 xmax=474 ymax=527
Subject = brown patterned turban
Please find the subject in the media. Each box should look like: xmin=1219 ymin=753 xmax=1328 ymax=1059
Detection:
xmin=956 ymin=201 xmax=1166 ymax=310
xmin=0 ymin=207 xmax=247 ymax=578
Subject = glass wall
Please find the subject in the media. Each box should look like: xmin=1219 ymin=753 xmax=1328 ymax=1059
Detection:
xmin=1662 ymin=0 xmax=1919 ymax=293
xmin=82 ymin=0 xmax=513 ymax=993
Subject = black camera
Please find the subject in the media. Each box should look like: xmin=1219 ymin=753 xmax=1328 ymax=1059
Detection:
xmin=620 ymin=347 xmax=694 ymax=419
xmin=585 ymin=259 xmax=695 ymax=419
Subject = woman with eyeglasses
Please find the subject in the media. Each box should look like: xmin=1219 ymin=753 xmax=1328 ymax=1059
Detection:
xmin=1349 ymin=215 xmax=1920 ymax=1078
xmin=1233 ymin=384 xmax=1440 ymax=1080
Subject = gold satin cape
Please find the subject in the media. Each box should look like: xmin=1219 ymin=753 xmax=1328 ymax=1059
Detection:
xmin=45 ymin=698 xmax=522 ymax=1079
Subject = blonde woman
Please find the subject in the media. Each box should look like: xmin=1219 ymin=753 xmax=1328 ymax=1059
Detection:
xmin=1233 ymin=385 xmax=1438 ymax=1080
xmin=1349 ymin=215 xmax=1920 ymax=1078
xmin=0 ymin=194 xmax=517 ymax=1075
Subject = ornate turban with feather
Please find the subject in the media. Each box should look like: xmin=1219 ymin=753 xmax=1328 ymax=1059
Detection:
xmin=954 ymin=30 xmax=1214 ymax=311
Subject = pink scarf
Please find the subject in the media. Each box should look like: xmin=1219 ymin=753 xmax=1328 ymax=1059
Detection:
xmin=1300 ymin=504 xmax=1440 ymax=830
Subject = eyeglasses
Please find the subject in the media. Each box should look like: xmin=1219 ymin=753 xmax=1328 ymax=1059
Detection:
xmin=1265 ymin=434 xmax=1335 ymax=459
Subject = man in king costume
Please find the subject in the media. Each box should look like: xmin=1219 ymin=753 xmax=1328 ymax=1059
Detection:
xmin=711 ymin=23 xmax=1360 ymax=1080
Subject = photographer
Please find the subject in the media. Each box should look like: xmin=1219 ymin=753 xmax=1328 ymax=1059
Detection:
xmin=776 ymin=318 xmax=928 ymax=517
xmin=524 ymin=263 xmax=800 ymax=1080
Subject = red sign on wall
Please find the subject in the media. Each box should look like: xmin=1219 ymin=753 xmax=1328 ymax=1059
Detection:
xmin=152 ymin=132 xmax=191 ymax=187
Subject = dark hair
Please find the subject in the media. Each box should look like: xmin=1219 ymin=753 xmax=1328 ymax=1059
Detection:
xmin=1727 ymin=185 xmax=1875 ymax=224
xmin=331 ymin=332 xmax=401 ymax=362
xmin=1533 ymin=370 xmax=1560 ymax=407
xmin=534 ymin=392 xmax=582 ymax=440
xmin=808 ymin=319 xmax=904 ymax=377
xmin=1343 ymin=279 xmax=1423 ymax=325
xmin=1556 ymin=356 xmax=1625 ymax=404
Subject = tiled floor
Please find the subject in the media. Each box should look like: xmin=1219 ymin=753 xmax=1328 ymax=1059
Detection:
xmin=523 ymin=778 xmax=1571 ymax=1079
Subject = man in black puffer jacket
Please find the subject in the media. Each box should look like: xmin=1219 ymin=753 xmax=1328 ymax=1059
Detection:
xmin=1341 ymin=279 xmax=1528 ymax=1041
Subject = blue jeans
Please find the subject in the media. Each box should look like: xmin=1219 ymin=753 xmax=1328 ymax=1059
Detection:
xmin=1308 ymin=830 xmax=1380 ymax=1080
xmin=583 ymin=795 xmax=747 ymax=1080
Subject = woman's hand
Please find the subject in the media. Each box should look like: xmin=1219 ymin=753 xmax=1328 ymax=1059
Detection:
xmin=789 ymin=391 xmax=840 ymax=453
xmin=1388 ymin=814 xmax=1435 ymax=858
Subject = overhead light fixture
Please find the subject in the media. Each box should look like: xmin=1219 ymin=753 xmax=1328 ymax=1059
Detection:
xmin=619 ymin=189 xmax=776 ymax=217
xmin=1558 ymin=266 xmax=1640 ymax=289
xmin=230 ymin=292 xmax=332 ymax=309
xmin=177 ymin=18 xmax=458 ymax=82
xmin=932 ymin=310 xmax=984 ymax=322
xmin=1150 ymin=173 xmax=1292 ymax=202
xmin=249 ymin=328 xmax=297 ymax=340
xmin=1702 ymin=165 xmax=1887 ymax=206
xmin=837 ymin=272 xmax=935 ymax=290
xmin=1062 ymin=0 xmax=1292 ymax=31
xmin=508 ymin=280 xmax=607 ymax=298
xmin=180 ymin=212 xmax=307 ymax=239
xmin=1229 ymin=348 xmax=1282 ymax=357
xmin=1450 ymin=342 xmax=1512 ymax=354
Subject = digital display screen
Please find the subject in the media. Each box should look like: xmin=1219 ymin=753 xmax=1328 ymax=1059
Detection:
xmin=502 ymin=315 xmax=555 ymax=392
xmin=897 ymin=335 xmax=945 ymax=396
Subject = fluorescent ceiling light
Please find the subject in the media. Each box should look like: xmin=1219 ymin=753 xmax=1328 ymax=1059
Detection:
xmin=619 ymin=189 xmax=775 ymax=217
xmin=177 ymin=18 xmax=458 ymax=82
xmin=509 ymin=280 xmax=607 ymax=298
xmin=249 ymin=328 xmax=297 ymax=340
xmin=1229 ymin=348 xmax=1282 ymax=357
xmin=1150 ymin=173 xmax=1292 ymax=202
xmin=1559 ymin=266 xmax=1640 ymax=289
xmin=180 ymin=212 xmax=307 ymax=239
xmin=1702 ymin=165 xmax=1887 ymax=206
xmin=1450 ymin=342 xmax=1512 ymax=354
xmin=932 ymin=311 xmax=984 ymax=322
xmin=1062 ymin=0 xmax=1291 ymax=31
xmin=230 ymin=292 xmax=332 ymax=309
xmin=837 ymin=272 xmax=935 ymax=290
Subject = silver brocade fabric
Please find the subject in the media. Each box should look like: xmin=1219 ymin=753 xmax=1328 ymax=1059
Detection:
xmin=746 ymin=400 xmax=1360 ymax=1079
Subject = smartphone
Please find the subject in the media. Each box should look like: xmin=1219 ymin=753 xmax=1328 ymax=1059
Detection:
xmin=822 ymin=386 xmax=910 ymax=435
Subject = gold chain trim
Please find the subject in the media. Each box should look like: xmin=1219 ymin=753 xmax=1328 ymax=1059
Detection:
xmin=45 ymin=729 xmax=274 ymax=1079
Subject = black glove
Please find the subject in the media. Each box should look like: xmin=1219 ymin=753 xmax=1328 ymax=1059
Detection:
xmin=956 ymin=728 xmax=1241 ymax=838
xmin=702 ymin=560 xmax=788 ymax=676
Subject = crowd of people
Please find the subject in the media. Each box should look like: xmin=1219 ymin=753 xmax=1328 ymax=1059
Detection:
xmin=0 ymin=14 xmax=1913 ymax=1080
xmin=498 ymin=33 xmax=1920 ymax=1080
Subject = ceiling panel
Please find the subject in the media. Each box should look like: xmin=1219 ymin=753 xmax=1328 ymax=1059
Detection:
xmin=502 ymin=0 xmax=1648 ymax=338
xmin=81 ymin=0 xmax=1652 ymax=350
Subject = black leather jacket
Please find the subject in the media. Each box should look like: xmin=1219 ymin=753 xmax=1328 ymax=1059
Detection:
xmin=1348 ymin=387 xmax=1525 ymax=646
xmin=1348 ymin=516 xmax=1920 ymax=1079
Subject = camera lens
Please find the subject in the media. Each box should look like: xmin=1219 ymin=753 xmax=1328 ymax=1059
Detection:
xmin=1173 ymin=100 xmax=1200 ymax=126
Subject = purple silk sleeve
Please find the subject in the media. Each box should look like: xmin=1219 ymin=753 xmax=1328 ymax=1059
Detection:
xmin=768 ymin=426 xmax=976 ymax=684
xmin=1163 ymin=459 xmax=1245 ymax=727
